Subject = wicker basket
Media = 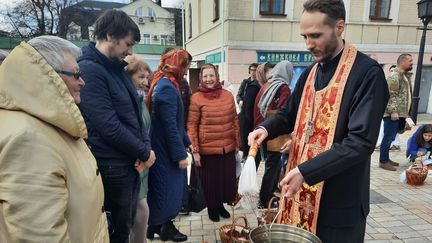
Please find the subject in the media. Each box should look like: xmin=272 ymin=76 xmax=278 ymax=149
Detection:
xmin=219 ymin=216 xmax=251 ymax=243
xmin=406 ymin=160 xmax=428 ymax=186
xmin=257 ymin=196 xmax=279 ymax=225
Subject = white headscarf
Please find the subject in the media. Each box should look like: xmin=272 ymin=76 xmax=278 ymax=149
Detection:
xmin=258 ymin=60 xmax=294 ymax=117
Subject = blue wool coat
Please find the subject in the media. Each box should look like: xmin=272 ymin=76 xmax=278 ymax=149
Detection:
xmin=147 ymin=77 xmax=191 ymax=225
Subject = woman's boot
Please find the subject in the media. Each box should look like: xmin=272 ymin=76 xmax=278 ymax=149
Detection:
xmin=208 ymin=208 xmax=220 ymax=222
xmin=218 ymin=206 xmax=231 ymax=219
xmin=159 ymin=220 xmax=187 ymax=242
xmin=146 ymin=224 xmax=161 ymax=239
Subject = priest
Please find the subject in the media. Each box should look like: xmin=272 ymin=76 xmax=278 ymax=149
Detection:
xmin=248 ymin=0 xmax=389 ymax=242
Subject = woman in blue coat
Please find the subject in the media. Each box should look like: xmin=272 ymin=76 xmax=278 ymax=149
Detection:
xmin=146 ymin=49 xmax=191 ymax=242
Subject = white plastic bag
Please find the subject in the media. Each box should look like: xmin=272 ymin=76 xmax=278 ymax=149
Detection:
xmin=238 ymin=156 xmax=259 ymax=195
xmin=399 ymin=171 xmax=407 ymax=184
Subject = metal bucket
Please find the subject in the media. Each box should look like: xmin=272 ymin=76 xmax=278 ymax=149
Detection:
xmin=249 ymin=224 xmax=321 ymax=243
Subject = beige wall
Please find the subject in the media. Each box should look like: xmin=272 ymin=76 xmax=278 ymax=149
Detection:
xmin=228 ymin=0 xmax=253 ymax=18
xmin=398 ymin=0 xmax=419 ymax=24
xmin=349 ymin=0 xmax=365 ymax=22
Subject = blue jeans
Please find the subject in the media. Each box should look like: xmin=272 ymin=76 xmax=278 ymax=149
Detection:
xmin=379 ymin=117 xmax=399 ymax=162
xmin=99 ymin=165 xmax=140 ymax=243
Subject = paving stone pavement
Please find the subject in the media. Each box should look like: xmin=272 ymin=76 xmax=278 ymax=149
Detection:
xmin=148 ymin=114 xmax=432 ymax=243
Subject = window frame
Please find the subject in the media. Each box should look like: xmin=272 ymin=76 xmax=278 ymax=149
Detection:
xmin=160 ymin=34 xmax=168 ymax=45
xmin=213 ymin=0 xmax=220 ymax=22
xmin=259 ymin=0 xmax=286 ymax=16
xmin=369 ymin=0 xmax=392 ymax=20
xmin=143 ymin=33 xmax=150 ymax=45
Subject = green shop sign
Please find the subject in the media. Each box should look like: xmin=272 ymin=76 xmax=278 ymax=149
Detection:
xmin=257 ymin=51 xmax=314 ymax=66
xmin=205 ymin=51 xmax=225 ymax=64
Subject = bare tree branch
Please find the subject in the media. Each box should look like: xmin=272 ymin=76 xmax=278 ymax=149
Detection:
xmin=2 ymin=0 xmax=71 ymax=37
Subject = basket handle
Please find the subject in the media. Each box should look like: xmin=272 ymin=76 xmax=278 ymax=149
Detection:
xmin=229 ymin=215 xmax=249 ymax=238
xmin=266 ymin=196 xmax=279 ymax=211
xmin=414 ymin=156 xmax=425 ymax=168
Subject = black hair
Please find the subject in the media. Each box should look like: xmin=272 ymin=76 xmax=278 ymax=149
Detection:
xmin=303 ymin=0 xmax=346 ymax=27
xmin=264 ymin=62 xmax=275 ymax=73
xmin=94 ymin=9 xmax=140 ymax=42
xmin=415 ymin=124 xmax=432 ymax=147
xmin=389 ymin=64 xmax=396 ymax=71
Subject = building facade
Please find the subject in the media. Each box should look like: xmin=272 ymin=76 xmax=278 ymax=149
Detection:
xmin=121 ymin=0 xmax=179 ymax=68
xmin=185 ymin=0 xmax=432 ymax=113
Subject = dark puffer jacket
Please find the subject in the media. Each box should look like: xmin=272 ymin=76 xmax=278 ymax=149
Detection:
xmin=78 ymin=43 xmax=151 ymax=166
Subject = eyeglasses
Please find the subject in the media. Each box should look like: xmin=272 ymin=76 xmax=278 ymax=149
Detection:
xmin=56 ymin=70 xmax=82 ymax=80
xmin=249 ymin=68 xmax=257 ymax=72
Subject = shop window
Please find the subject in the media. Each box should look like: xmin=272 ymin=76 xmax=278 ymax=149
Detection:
xmin=260 ymin=0 xmax=285 ymax=15
xmin=369 ymin=0 xmax=391 ymax=20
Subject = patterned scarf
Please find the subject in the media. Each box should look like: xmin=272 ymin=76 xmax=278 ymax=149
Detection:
xmin=146 ymin=48 xmax=190 ymax=112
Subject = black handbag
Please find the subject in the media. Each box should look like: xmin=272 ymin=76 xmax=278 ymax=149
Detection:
xmin=398 ymin=118 xmax=408 ymax=134
xmin=187 ymin=152 xmax=207 ymax=213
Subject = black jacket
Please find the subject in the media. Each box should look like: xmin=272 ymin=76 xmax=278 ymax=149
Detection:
xmin=262 ymin=51 xmax=389 ymax=227
xmin=78 ymin=43 xmax=151 ymax=166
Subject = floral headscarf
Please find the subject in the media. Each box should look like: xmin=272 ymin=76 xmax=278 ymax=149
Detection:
xmin=146 ymin=48 xmax=190 ymax=112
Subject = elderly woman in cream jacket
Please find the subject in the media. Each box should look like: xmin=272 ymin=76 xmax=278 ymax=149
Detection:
xmin=0 ymin=36 xmax=109 ymax=242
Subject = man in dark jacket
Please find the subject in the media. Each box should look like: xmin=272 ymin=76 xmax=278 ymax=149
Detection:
xmin=78 ymin=10 xmax=156 ymax=243
xmin=236 ymin=63 xmax=258 ymax=109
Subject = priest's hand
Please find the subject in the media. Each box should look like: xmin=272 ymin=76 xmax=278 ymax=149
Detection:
xmin=248 ymin=127 xmax=268 ymax=147
xmin=279 ymin=167 xmax=304 ymax=199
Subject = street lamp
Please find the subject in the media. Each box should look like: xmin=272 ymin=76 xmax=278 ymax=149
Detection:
xmin=412 ymin=0 xmax=432 ymax=124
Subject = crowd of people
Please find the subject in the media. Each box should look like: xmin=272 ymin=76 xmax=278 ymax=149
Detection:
xmin=0 ymin=0 xmax=429 ymax=243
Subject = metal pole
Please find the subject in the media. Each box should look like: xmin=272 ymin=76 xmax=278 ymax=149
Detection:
xmin=412 ymin=17 xmax=431 ymax=124
xmin=181 ymin=1 xmax=185 ymax=50
xmin=220 ymin=0 xmax=225 ymax=81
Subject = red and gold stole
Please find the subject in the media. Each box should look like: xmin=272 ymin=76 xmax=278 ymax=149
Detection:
xmin=277 ymin=43 xmax=357 ymax=234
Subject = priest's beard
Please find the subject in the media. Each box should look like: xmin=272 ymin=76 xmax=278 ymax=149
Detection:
xmin=319 ymin=31 xmax=339 ymax=63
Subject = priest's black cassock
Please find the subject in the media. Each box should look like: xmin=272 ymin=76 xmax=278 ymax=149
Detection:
xmin=261 ymin=49 xmax=389 ymax=242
